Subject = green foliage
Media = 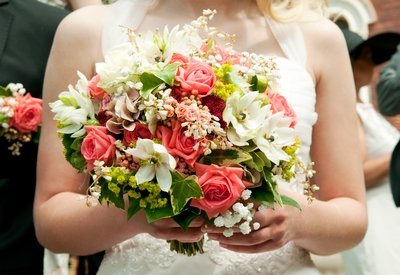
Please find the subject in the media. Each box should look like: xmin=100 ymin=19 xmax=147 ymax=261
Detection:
xmin=62 ymin=134 xmax=86 ymax=172
xmin=139 ymin=63 xmax=180 ymax=97
xmin=202 ymin=148 xmax=252 ymax=166
xmin=170 ymin=173 xmax=203 ymax=214
xmin=0 ymin=86 xmax=11 ymax=97
xmin=98 ymin=177 xmax=125 ymax=209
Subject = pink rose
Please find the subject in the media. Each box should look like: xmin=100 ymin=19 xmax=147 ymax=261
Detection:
xmin=169 ymin=53 xmax=189 ymax=64
xmin=268 ymin=92 xmax=297 ymax=128
xmin=175 ymin=61 xmax=216 ymax=98
xmin=157 ymin=120 xmax=205 ymax=167
xmin=123 ymin=123 xmax=153 ymax=146
xmin=81 ymin=126 xmax=116 ymax=171
xmin=88 ymin=74 xmax=107 ymax=100
xmin=10 ymin=94 xmax=42 ymax=134
xmin=191 ymin=163 xmax=252 ymax=218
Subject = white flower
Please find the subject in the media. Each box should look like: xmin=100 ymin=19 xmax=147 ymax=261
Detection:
xmin=96 ymin=43 xmax=144 ymax=95
xmin=254 ymin=112 xmax=295 ymax=165
xmin=125 ymin=139 xmax=176 ymax=192
xmin=223 ymin=91 xmax=270 ymax=146
xmin=50 ymin=72 xmax=96 ymax=137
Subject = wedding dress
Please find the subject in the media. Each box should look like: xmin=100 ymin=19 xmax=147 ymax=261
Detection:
xmin=341 ymin=102 xmax=400 ymax=275
xmin=97 ymin=1 xmax=319 ymax=274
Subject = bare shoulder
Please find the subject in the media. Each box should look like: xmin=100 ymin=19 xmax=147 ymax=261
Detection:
xmin=51 ymin=5 xmax=110 ymax=68
xmin=55 ymin=5 xmax=108 ymax=47
xmin=299 ymin=14 xmax=347 ymax=52
xmin=298 ymin=13 xmax=350 ymax=82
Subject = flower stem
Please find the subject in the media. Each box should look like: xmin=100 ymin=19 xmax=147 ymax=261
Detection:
xmin=167 ymin=237 xmax=205 ymax=256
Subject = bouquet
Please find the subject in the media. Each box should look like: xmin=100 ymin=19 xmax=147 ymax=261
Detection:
xmin=0 ymin=83 xmax=42 ymax=155
xmin=50 ymin=10 xmax=316 ymax=256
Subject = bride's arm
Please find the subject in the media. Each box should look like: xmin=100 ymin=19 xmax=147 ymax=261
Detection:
xmin=284 ymin=18 xmax=368 ymax=255
xmin=206 ymin=17 xmax=367 ymax=256
xmin=34 ymin=7 xmax=203 ymax=256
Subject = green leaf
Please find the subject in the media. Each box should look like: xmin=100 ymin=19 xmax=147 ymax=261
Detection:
xmin=250 ymin=180 xmax=274 ymax=208
xmin=245 ymin=151 xmax=271 ymax=172
xmin=262 ymin=167 xmax=283 ymax=206
xmin=170 ymin=173 xmax=203 ymax=214
xmin=145 ymin=204 xmax=175 ymax=223
xmin=250 ymin=75 xmax=268 ymax=93
xmin=0 ymin=86 xmax=11 ymax=97
xmin=202 ymin=149 xmax=245 ymax=165
xmin=98 ymin=178 xmax=125 ymax=210
xmin=127 ymin=198 xmax=141 ymax=219
xmin=172 ymin=207 xmax=202 ymax=230
xmin=281 ymin=195 xmax=301 ymax=210
xmin=152 ymin=63 xmax=180 ymax=86
xmin=69 ymin=151 xmax=86 ymax=173
xmin=139 ymin=63 xmax=180 ymax=97
xmin=139 ymin=72 xmax=164 ymax=97
xmin=62 ymin=134 xmax=86 ymax=172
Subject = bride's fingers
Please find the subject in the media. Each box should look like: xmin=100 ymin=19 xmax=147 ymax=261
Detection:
xmin=151 ymin=226 xmax=204 ymax=242
xmin=152 ymin=217 xmax=205 ymax=228
xmin=208 ymin=222 xmax=286 ymax=245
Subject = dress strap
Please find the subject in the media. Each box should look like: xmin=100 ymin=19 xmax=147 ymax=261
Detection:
xmin=101 ymin=0 xmax=155 ymax=56
xmin=265 ymin=17 xmax=307 ymax=67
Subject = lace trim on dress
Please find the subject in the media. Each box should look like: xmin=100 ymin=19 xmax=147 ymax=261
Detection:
xmin=101 ymin=234 xmax=313 ymax=275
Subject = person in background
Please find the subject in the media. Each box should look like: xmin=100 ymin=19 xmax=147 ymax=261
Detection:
xmin=376 ymin=45 xmax=400 ymax=207
xmin=0 ymin=1 xmax=68 ymax=274
xmin=340 ymin=27 xmax=400 ymax=275
xmin=376 ymin=45 xmax=400 ymax=130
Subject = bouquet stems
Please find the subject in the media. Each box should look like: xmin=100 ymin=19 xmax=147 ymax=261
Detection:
xmin=168 ymin=237 xmax=205 ymax=256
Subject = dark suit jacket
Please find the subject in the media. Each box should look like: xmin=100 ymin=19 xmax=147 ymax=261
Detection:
xmin=391 ymin=139 xmax=400 ymax=207
xmin=0 ymin=0 xmax=67 ymax=273
xmin=377 ymin=45 xmax=400 ymax=116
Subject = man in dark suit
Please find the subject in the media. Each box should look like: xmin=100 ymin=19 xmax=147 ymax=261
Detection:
xmin=376 ymin=46 xmax=400 ymax=207
xmin=0 ymin=0 xmax=68 ymax=273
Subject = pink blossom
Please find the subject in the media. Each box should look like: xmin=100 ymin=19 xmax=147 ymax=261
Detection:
xmin=268 ymin=92 xmax=297 ymax=128
xmin=81 ymin=126 xmax=116 ymax=171
xmin=88 ymin=74 xmax=107 ymax=100
xmin=9 ymin=94 xmax=42 ymax=134
xmin=191 ymin=163 xmax=252 ymax=218
xmin=123 ymin=123 xmax=153 ymax=146
xmin=157 ymin=120 xmax=205 ymax=167
xmin=174 ymin=61 xmax=216 ymax=98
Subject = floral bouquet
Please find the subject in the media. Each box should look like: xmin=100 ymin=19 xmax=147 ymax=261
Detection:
xmin=0 ymin=83 xmax=42 ymax=155
xmin=50 ymin=10 xmax=316 ymax=256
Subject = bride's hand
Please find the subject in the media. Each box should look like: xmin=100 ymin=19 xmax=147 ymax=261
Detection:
xmin=204 ymin=205 xmax=297 ymax=253
xmin=145 ymin=217 xmax=205 ymax=243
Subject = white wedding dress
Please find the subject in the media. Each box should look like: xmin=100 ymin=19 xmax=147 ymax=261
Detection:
xmin=341 ymin=102 xmax=400 ymax=275
xmin=97 ymin=1 xmax=319 ymax=274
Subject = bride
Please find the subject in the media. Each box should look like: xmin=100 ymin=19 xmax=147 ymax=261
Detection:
xmin=34 ymin=0 xmax=368 ymax=274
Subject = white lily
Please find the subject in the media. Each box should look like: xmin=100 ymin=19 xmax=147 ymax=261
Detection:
xmin=223 ymin=91 xmax=270 ymax=146
xmin=125 ymin=139 xmax=176 ymax=192
xmin=254 ymin=112 xmax=296 ymax=165
xmin=50 ymin=72 xmax=96 ymax=137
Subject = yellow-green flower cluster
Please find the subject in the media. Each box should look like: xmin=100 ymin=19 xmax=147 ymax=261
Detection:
xmin=280 ymin=138 xmax=301 ymax=181
xmin=103 ymin=166 xmax=168 ymax=209
xmin=212 ymin=64 xmax=239 ymax=101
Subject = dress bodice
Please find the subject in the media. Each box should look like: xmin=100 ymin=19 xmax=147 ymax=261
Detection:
xmin=98 ymin=1 xmax=318 ymax=274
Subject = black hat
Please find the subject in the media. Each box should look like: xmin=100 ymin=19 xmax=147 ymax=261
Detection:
xmin=341 ymin=28 xmax=400 ymax=64
xmin=390 ymin=139 xmax=400 ymax=207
